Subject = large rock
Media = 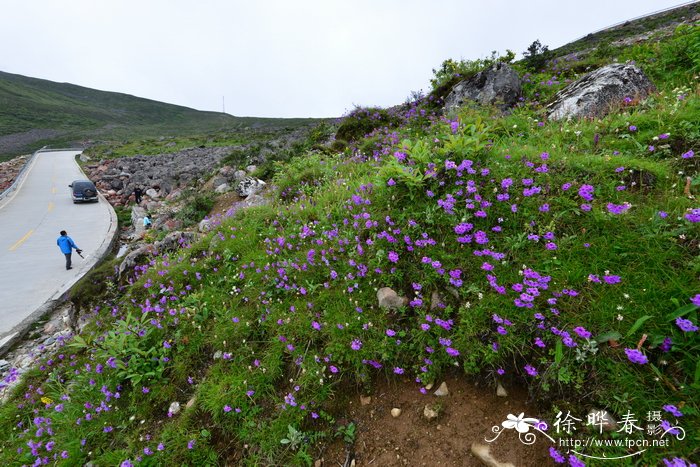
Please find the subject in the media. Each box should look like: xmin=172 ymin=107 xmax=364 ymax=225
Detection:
xmin=546 ymin=63 xmax=655 ymax=121
xmin=118 ymin=245 xmax=155 ymax=277
xmin=236 ymin=177 xmax=266 ymax=197
xmin=131 ymin=206 xmax=147 ymax=236
xmin=155 ymin=231 xmax=197 ymax=252
xmin=444 ymin=63 xmax=522 ymax=111
xmin=377 ymin=287 xmax=408 ymax=310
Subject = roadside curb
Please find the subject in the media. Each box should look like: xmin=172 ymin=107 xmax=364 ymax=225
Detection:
xmin=0 ymin=149 xmax=118 ymax=357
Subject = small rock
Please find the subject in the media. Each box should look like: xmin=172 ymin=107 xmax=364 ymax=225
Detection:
xmin=425 ymin=382 xmax=434 ymax=390
xmin=145 ymin=188 xmax=160 ymax=199
xmin=391 ymin=408 xmax=402 ymax=418
xmin=0 ymin=359 xmax=9 ymax=371
xmin=314 ymin=459 xmax=323 ymax=467
xmin=423 ymin=404 xmax=439 ymax=420
xmin=199 ymin=218 xmax=214 ymax=232
xmin=434 ymin=381 xmax=449 ymax=397
xmin=213 ymin=350 xmax=223 ymax=359
xmin=377 ymin=287 xmax=408 ymax=310
xmin=471 ymin=443 xmax=515 ymax=467
xmin=360 ymin=395 xmax=372 ymax=406
xmin=214 ymin=182 xmax=231 ymax=194
xmin=43 ymin=337 xmax=55 ymax=346
xmin=430 ymin=290 xmax=444 ymax=311
xmin=186 ymin=397 xmax=196 ymax=409
xmin=168 ymin=401 xmax=180 ymax=415
xmin=496 ymin=383 xmax=508 ymax=397
xmin=245 ymin=165 xmax=257 ymax=174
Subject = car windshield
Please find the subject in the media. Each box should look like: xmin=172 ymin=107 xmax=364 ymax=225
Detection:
xmin=73 ymin=182 xmax=94 ymax=190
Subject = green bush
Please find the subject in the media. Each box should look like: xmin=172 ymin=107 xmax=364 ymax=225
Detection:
xmin=176 ymin=191 xmax=215 ymax=227
xmin=335 ymin=106 xmax=402 ymax=142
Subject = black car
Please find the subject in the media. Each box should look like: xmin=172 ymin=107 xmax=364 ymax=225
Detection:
xmin=69 ymin=179 xmax=98 ymax=203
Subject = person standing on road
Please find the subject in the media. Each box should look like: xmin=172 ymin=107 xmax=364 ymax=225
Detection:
xmin=57 ymin=230 xmax=82 ymax=270
xmin=134 ymin=187 xmax=143 ymax=204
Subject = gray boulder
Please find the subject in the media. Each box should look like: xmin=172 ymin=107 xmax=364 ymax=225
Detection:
xmin=236 ymin=177 xmax=266 ymax=197
xmin=233 ymin=170 xmax=248 ymax=182
xmin=118 ymin=245 xmax=155 ymax=278
xmin=131 ymin=206 xmax=147 ymax=236
xmin=145 ymin=188 xmax=160 ymax=199
xmin=155 ymin=231 xmax=197 ymax=252
xmin=444 ymin=63 xmax=522 ymax=111
xmin=377 ymin=287 xmax=408 ymax=310
xmin=214 ymin=183 xmax=231 ymax=194
xmin=546 ymin=63 xmax=655 ymax=121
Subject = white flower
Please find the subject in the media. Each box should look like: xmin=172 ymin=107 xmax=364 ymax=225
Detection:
xmin=502 ymin=413 xmax=539 ymax=433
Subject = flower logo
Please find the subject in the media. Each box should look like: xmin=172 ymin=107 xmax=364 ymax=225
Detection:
xmin=502 ymin=412 xmax=540 ymax=433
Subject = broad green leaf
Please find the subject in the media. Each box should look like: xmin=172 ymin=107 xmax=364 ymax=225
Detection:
xmin=665 ymin=303 xmax=699 ymax=321
xmin=595 ymin=331 xmax=622 ymax=343
xmin=554 ymin=340 xmax=563 ymax=365
xmin=626 ymin=315 xmax=652 ymax=337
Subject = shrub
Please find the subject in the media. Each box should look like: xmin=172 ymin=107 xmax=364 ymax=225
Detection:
xmin=176 ymin=191 xmax=215 ymax=226
xmin=335 ymin=106 xmax=402 ymax=142
xmin=522 ymin=39 xmax=551 ymax=72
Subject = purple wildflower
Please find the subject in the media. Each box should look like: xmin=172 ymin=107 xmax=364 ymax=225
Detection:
xmin=690 ymin=294 xmax=700 ymax=307
xmin=663 ymin=405 xmax=683 ymax=417
xmin=624 ymin=348 xmax=648 ymax=364
xmin=675 ymin=317 xmax=698 ymax=332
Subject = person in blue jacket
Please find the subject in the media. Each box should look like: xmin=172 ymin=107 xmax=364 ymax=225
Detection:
xmin=57 ymin=230 xmax=82 ymax=270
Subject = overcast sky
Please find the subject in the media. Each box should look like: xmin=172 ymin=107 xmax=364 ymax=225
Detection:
xmin=0 ymin=0 xmax=692 ymax=118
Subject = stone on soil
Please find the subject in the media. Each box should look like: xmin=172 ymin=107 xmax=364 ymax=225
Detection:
xmin=434 ymin=381 xmax=449 ymax=397
xmin=496 ymin=383 xmax=508 ymax=397
xmin=377 ymin=287 xmax=408 ymax=310
xmin=471 ymin=443 xmax=515 ymax=467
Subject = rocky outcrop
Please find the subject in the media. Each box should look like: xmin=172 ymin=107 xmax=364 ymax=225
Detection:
xmin=444 ymin=63 xmax=522 ymax=111
xmin=118 ymin=231 xmax=196 ymax=278
xmin=236 ymin=177 xmax=266 ymax=197
xmin=0 ymin=155 xmax=29 ymax=191
xmin=546 ymin=63 xmax=655 ymax=121
xmin=86 ymin=146 xmax=239 ymax=206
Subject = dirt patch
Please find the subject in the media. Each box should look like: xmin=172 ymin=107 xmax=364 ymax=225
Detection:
xmin=209 ymin=191 xmax=244 ymax=217
xmin=319 ymin=375 xmax=551 ymax=466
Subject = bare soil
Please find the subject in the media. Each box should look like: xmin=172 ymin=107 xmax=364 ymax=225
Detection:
xmin=319 ymin=374 xmax=551 ymax=467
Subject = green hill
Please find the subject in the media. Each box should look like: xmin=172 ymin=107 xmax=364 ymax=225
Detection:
xmin=0 ymin=70 xmax=320 ymax=160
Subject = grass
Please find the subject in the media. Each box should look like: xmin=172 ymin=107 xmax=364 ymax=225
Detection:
xmin=0 ymin=17 xmax=699 ymax=467
xmin=0 ymin=70 xmax=325 ymax=159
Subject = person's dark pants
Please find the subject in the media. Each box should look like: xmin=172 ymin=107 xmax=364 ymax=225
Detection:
xmin=64 ymin=253 xmax=72 ymax=270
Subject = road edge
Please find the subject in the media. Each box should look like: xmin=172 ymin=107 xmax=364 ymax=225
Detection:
xmin=0 ymin=149 xmax=118 ymax=357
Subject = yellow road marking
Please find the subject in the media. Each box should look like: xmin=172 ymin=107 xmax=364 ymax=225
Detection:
xmin=48 ymin=201 xmax=54 ymax=212
xmin=9 ymin=230 xmax=34 ymax=251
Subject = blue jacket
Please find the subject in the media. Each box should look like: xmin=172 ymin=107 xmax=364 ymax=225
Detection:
xmin=57 ymin=235 xmax=78 ymax=254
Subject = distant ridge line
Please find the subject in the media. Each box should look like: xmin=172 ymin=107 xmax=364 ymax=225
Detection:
xmin=567 ymin=0 xmax=699 ymax=45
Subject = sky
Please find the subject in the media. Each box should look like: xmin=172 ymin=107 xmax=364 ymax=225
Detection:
xmin=0 ymin=0 xmax=693 ymax=118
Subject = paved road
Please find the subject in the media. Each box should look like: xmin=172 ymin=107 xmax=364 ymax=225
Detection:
xmin=0 ymin=150 xmax=117 ymax=347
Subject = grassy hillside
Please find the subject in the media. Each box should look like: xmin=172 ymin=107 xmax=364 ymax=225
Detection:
xmin=0 ymin=70 xmax=321 ymax=161
xmin=0 ymin=10 xmax=699 ymax=467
